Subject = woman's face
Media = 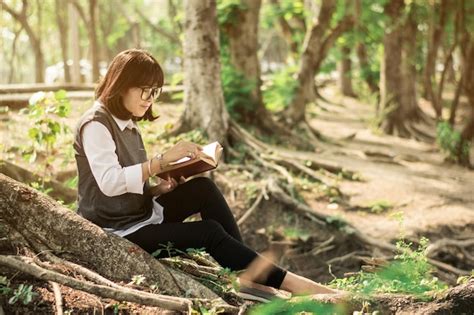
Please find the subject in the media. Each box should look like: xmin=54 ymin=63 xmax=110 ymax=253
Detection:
xmin=121 ymin=86 xmax=156 ymax=118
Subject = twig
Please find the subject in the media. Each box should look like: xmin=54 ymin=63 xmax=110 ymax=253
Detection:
xmin=49 ymin=281 xmax=63 ymax=315
xmin=237 ymin=186 xmax=266 ymax=226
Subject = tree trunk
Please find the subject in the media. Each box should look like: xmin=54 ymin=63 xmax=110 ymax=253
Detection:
xmin=88 ymin=0 xmax=100 ymax=82
xmin=285 ymin=0 xmax=353 ymax=125
xmin=181 ymin=0 xmax=229 ymax=144
xmin=1 ymin=0 xmax=45 ymax=83
xmin=221 ymin=0 xmax=291 ymax=136
xmin=69 ymin=2 xmax=82 ymax=83
xmin=399 ymin=8 xmax=419 ymax=121
xmin=458 ymin=36 xmax=474 ymax=165
xmin=338 ymin=45 xmax=356 ymax=97
xmin=423 ymin=0 xmax=448 ymax=118
xmin=355 ymin=0 xmax=378 ymax=95
xmin=269 ymin=0 xmax=299 ymax=56
xmin=0 ymin=174 xmax=219 ymax=299
xmin=55 ymin=0 xmax=71 ymax=83
xmin=7 ymin=26 xmax=23 ymax=83
xmin=380 ymin=0 xmax=406 ymax=134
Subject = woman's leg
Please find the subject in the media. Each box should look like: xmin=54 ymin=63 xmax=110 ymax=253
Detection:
xmin=124 ymin=219 xmax=287 ymax=288
xmin=156 ymin=177 xmax=242 ymax=242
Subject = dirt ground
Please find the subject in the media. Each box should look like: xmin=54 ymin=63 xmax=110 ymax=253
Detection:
xmin=304 ymin=88 xmax=473 ymax=244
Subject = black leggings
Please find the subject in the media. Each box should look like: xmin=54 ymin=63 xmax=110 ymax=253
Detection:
xmin=124 ymin=177 xmax=287 ymax=289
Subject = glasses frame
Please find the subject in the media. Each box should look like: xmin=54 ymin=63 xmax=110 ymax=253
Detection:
xmin=140 ymin=86 xmax=162 ymax=102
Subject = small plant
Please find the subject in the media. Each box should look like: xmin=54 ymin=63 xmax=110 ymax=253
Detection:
xmin=250 ymin=298 xmax=345 ymax=315
xmin=0 ymin=276 xmax=12 ymax=296
xmin=436 ymin=121 xmax=470 ymax=164
xmin=20 ymin=90 xmax=71 ymax=191
xmin=366 ymin=199 xmax=393 ymax=214
xmin=8 ymin=284 xmax=38 ymax=305
xmin=330 ymin=237 xmax=447 ymax=298
xmin=130 ymin=275 xmax=146 ymax=286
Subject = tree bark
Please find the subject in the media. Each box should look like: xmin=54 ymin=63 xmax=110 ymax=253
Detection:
xmin=1 ymin=0 xmax=45 ymax=83
xmin=55 ymin=0 xmax=71 ymax=83
xmin=69 ymin=2 xmax=82 ymax=83
xmin=423 ymin=0 xmax=448 ymax=119
xmin=285 ymin=0 xmax=353 ymax=125
xmin=180 ymin=0 xmax=229 ymax=144
xmin=269 ymin=0 xmax=299 ymax=56
xmin=355 ymin=0 xmax=378 ymax=95
xmin=70 ymin=0 xmax=100 ymax=82
xmin=338 ymin=45 xmax=356 ymax=97
xmin=0 ymin=174 xmax=219 ymax=299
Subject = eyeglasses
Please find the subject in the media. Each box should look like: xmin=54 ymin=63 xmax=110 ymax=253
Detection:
xmin=140 ymin=86 xmax=162 ymax=102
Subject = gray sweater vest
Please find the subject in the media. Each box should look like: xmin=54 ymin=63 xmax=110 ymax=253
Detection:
xmin=74 ymin=105 xmax=152 ymax=229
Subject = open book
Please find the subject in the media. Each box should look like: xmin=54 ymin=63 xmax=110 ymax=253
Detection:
xmin=155 ymin=142 xmax=223 ymax=180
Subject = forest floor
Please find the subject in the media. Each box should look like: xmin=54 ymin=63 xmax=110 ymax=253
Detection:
xmin=0 ymin=85 xmax=473 ymax=313
xmin=304 ymin=87 xmax=474 ymax=244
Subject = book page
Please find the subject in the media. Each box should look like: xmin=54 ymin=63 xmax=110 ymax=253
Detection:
xmin=167 ymin=141 xmax=222 ymax=166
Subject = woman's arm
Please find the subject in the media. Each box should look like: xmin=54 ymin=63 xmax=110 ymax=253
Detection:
xmin=82 ymin=122 xmax=144 ymax=196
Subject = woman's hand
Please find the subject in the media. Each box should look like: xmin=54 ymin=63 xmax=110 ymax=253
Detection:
xmin=162 ymin=141 xmax=202 ymax=165
xmin=150 ymin=176 xmax=186 ymax=196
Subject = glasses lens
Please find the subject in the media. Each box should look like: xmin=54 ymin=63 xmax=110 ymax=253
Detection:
xmin=141 ymin=87 xmax=161 ymax=101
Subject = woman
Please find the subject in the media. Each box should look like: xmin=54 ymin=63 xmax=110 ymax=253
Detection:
xmin=74 ymin=49 xmax=337 ymax=299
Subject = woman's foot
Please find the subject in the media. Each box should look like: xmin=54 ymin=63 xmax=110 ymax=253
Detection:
xmin=280 ymin=272 xmax=339 ymax=295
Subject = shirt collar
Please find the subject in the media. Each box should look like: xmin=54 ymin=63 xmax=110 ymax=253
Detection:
xmin=94 ymin=101 xmax=138 ymax=132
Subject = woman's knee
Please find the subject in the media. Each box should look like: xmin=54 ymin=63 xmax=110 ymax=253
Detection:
xmin=188 ymin=177 xmax=220 ymax=195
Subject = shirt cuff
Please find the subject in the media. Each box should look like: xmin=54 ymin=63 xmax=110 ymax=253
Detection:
xmin=124 ymin=164 xmax=143 ymax=194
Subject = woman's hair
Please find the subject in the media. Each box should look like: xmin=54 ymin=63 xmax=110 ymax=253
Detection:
xmin=95 ymin=49 xmax=164 ymax=121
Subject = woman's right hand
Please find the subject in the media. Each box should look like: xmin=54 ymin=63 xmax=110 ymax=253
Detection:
xmin=162 ymin=140 xmax=202 ymax=165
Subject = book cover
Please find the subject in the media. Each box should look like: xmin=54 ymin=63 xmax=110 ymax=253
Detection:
xmin=156 ymin=142 xmax=223 ymax=180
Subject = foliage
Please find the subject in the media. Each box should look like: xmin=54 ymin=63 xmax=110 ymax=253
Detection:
xmin=262 ymin=65 xmax=298 ymax=112
xmin=436 ymin=121 xmax=470 ymax=163
xmin=365 ymin=199 xmax=393 ymax=214
xmin=130 ymin=275 xmax=146 ymax=286
xmin=250 ymin=297 xmax=345 ymax=315
xmin=21 ymin=90 xmax=71 ymax=159
xmin=217 ymin=0 xmax=247 ymax=27
xmin=220 ymin=51 xmax=257 ymax=120
xmin=8 ymin=284 xmax=38 ymax=305
xmin=330 ymin=237 xmax=447 ymax=298
xmin=19 ymin=90 xmax=71 ymax=191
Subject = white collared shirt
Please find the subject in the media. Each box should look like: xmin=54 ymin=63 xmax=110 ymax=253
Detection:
xmin=82 ymin=102 xmax=164 ymax=236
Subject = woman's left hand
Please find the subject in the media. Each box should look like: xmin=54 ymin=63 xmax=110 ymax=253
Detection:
xmin=150 ymin=176 xmax=186 ymax=196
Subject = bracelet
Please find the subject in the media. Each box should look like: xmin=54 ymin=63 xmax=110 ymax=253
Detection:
xmin=147 ymin=158 xmax=153 ymax=177
xmin=156 ymin=153 xmax=164 ymax=171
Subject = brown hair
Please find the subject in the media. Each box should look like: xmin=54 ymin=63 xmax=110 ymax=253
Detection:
xmin=95 ymin=49 xmax=164 ymax=121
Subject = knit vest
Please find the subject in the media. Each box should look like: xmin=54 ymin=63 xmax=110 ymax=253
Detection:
xmin=74 ymin=105 xmax=152 ymax=229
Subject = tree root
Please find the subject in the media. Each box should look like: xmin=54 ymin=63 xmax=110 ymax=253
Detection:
xmin=0 ymin=255 xmax=194 ymax=312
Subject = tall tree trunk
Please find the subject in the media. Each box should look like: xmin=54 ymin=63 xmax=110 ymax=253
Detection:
xmin=69 ymin=2 xmax=82 ymax=83
xmin=423 ymin=0 xmax=448 ymax=119
xmin=71 ymin=0 xmax=100 ymax=82
xmin=1 ymin=0 xmax=45 ymax=83
xmin=380 ymin=2 xmax=432 ymax=141
xmin=285 ymin=0 xmax=353 ymax=125
xmin=181 ymin=0 xmax=229 ymax=144
xmin=355 ymin=0 xmax=378 ymax=95
xmin=457 ymin=20 xmax=474 ymax=165
xmin=399 ymin=8 xmax=418 ymax=120
xmin=338 ymin=45 xmax=356 ymax=97
xmin=380 ymin=0 xmax=409 ymax=136
xmin=55 ymin=0 xmax=71 ymax=83
xmin=8 ymin=26 xmax=23 ymax=83
xmin=89 ymin=0 xmax=100 ymax=82
xmin=269 ymin=0 xmax=299 ymax=56
xmin=222 ymin=0 xmax=288 ymax=135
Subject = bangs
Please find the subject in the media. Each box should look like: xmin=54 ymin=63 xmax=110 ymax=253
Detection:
xmin=133 ymin=58 xmax=164 ymax=88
